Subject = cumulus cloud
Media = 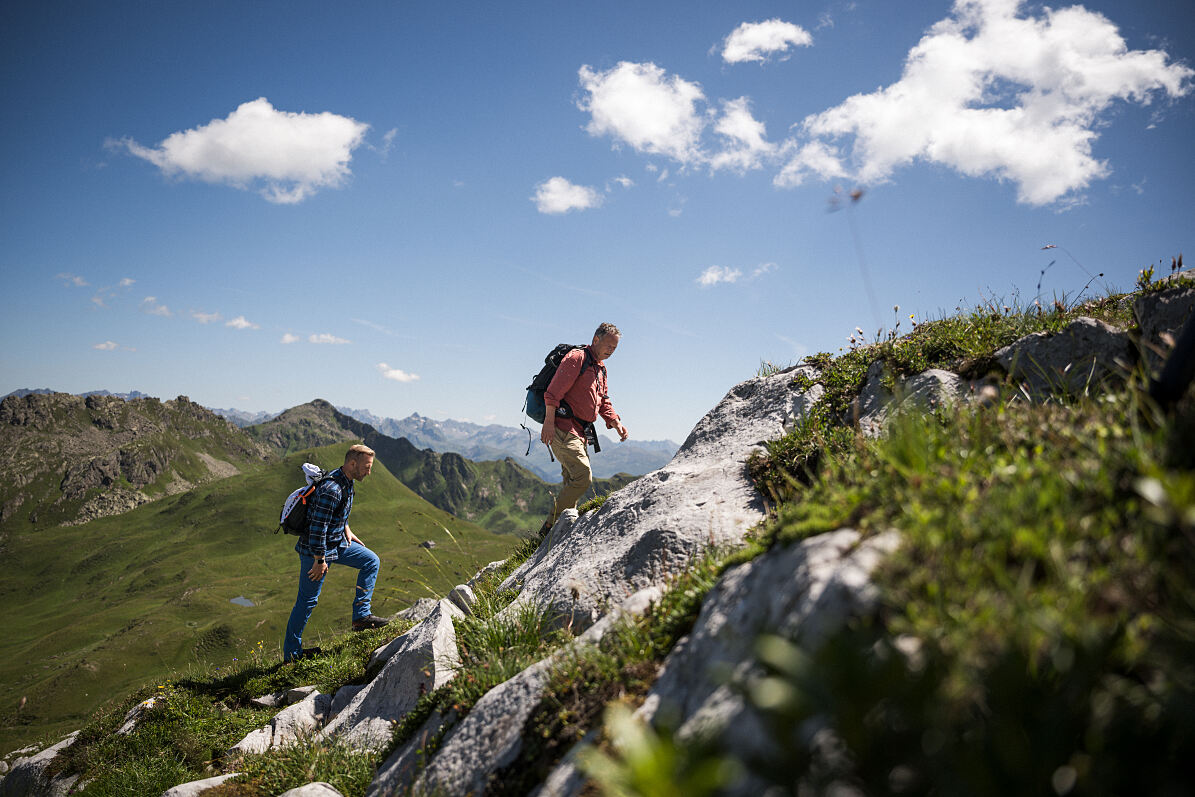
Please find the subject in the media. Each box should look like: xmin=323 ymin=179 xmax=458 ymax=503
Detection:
xmin=226 ymin=316 xmax=259 ymax=330
xmin=377 ymin=362 xmax=420 ymax=382
xmin=192 ymin=311 xmax=222 ymax=324
xmin=56 ymin=273 xmax=88 ymax=287
xmin=310 ymin=333 xmax=350 ymax=344
xmin=780 ymin=0 xmax=1194 ymax=204
xmin=610 ymin=175 xmax=635 ymax=189
xmin=114 ymin=97 xmax=370 ymax=204
xmin=579 ymin=62 xmax=708 ymax=165
xmin=119 ymin=277 xmax=135 ymax=287
xmin=721 ymin=19 xmax=813 ymax=64
xmin=753 ymin=262 xmax=778 ymax=277
xmin=579 ymin=62 xmax=781 ymax=174
xmin=142 ymin=296 xmax=172 ymax=317
xmin=93 ymin=341 xmax=119 ymax=351
xmin=280 ymin=333 xmax=300 ymax=344
xmin=533 ymin=176 xmax=603 ymax=214
xmin=697 ymin=265 xmax=742 ymax=286
xmin=709 ymin=97 xmax=777 ymax=172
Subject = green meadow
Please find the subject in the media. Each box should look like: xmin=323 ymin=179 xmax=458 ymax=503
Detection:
xmin=0 ymin=444 xmax=517 ymax=754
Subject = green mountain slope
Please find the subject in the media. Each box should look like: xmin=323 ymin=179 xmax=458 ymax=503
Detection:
xmin=0 ymin=444 xmax=515 ymax=755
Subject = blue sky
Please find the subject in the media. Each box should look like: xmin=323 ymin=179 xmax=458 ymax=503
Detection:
xmin=2 ymin=0 xmax=1192 ymax=443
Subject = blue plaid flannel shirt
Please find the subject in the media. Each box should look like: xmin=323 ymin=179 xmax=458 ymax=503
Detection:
xmin=295 ymin=467 xmax=354 ymax=561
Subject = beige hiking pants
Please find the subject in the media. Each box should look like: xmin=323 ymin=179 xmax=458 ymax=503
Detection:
xmin=548 ymin=427 xmax=591 ymax=527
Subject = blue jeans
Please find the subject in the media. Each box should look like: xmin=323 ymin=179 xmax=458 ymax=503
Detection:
xmin=283 ymin=541 xmax=380 ymax=661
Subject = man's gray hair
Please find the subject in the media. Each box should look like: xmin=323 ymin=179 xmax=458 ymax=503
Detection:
xmin=594 ymin=322 xmax=621 ymax=339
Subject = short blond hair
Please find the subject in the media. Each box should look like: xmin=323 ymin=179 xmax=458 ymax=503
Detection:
xmin=345 ymin=444 xmax=375 ymax=464
xmin=594 ymin=322 xmax=621 ymax=339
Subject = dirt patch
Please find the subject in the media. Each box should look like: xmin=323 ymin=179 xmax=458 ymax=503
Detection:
xmin=197 ymin=452 xmax=240 ymax=478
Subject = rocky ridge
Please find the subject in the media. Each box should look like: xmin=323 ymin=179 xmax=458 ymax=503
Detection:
xmin=0 ymin=393 xmax=270 ymax=533
xmin=5 ymin=280 xmax=1192 ymax=796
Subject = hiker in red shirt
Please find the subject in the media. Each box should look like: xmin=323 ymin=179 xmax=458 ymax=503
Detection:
xmin=538 ymin=322 xmax=629 ymax=535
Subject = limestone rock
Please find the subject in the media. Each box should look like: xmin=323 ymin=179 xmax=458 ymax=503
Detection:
xmin=116 ymin=696 xmax=160 ymax=735
xmin=277 ymin=783 xmax=344 ymax=797
xmin=0 ymin=731 xmax=79 ymax=797
xmin=322 ymin=599 xmax=464 ymax=749
xmin=392 ymin=597 xmax=439 ymax=626
xmin=329 ymin=684 xmax=366 ymax=720
xmin=228 ymin=691 xmax=331 ymax=755
xmin=856 ymin=366 xmax=966 ymax=438
xmin=498 ymin=367 xmax=822 ymax=633
xmin=407 ymin=588 xmax=662 ymax=797
xmin=467 ymin=560 xmax=508 ymax=589
xmin=995 ymin=316 xmax=1131 ymax=398
xmin=448 ymin=584 xmax=477 ymax=616
xmin=286 ymin=686 xmax=319 ymax=705
xmin=1134 ymin=283 xmax=1195 ymax=371
xmin=635 ymin=529 xmax=900 ymax=795
xmin=365 ymin=709 xmax=457 ymax=797
xmin=161 ymin=773 xmax=241 ymax=796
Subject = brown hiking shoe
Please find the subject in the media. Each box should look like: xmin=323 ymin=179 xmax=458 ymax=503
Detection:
xmin=351 ymin=615 xmax=388 ymax=631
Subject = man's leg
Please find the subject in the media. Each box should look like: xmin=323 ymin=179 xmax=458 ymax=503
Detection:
xmin=335 ymin=541 xmax=382 ymax=624
xmin=547 ymin=428 xmax=592 ymax=529
xmin=283 ymin=553 xmax=325 ymax=661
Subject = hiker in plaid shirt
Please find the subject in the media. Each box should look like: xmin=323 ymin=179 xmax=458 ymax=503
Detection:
xmin=283 ymin=444 xmax=388 ymax=662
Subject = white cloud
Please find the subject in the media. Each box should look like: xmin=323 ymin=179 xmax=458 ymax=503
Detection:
xmin=280 ymin=333 xmax=300 ymax=344
xmin=774 ymin=140 xmax=849 ymax=187
xmin=709 ymin=97 xmax=777 ymax=172
xmin=579 ymin=62 xmax=707 ymax=165
xmin=119 ymin=277 xmax=135 ymax=287
xmin=192 ymin=310 xmax=222 ymax=324
xmin=721 ymin=19 xmax=813 ymax=64
xmin=93 ymin=341 xmax=119 ymax=350
xmin=610 ymin=175 xmax=634 ymax=189
xmin=753 ymin=262 xmax=778 ymax=277
xmin=310 ymin=333 xmax=350 ymax=344
xmin=377 ymin=362 xmax=420 ymax=383
xmin=352 ymin=318 xmax=395 ymax=335
xmin=142 ymin=296 xmax=172 ymax=317
xmin=226 ymin=315 xmax=259 ymax=330
xmin=697 ymin=265 xmax=743 ymax=286
xmin=114 ymin=97 xmax=371 ymax=204
xmin=533 ymin=176 xmax=603 ymax=214
xmin=783 ymin=0 xmax=1194 ymax=204
xmin=56 ymin=273 xmax=88 ymax=287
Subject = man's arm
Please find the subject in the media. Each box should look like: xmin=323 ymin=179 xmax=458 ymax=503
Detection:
xmin=598 ymin=375 xmax=629 ymax=441
xmin=305 ymin=482 xmax=341 ymax=580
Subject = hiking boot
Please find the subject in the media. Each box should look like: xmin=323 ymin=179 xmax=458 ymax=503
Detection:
xmin=351 ymin=615 xmax=388 ymax=632
xmin=285 ymin=646 xmax=322 ymax=663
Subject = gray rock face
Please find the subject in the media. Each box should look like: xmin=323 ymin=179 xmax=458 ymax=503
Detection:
xmin=467 ymin=560 xmax=508 ymax=590
xmin=409 ymin=587 xmax=663 ymax=797
xmin=392 ymin=597 xmax=439 ymax=626
xmin=160 ymin=773 xmax=242 ymax=796
xmin=116 ymin=696 xmax=160 ymax=735
xmin=995 ymin=316 xmax=1131 ymax=398
xmin=365 ymin=709 xmax=456 ymax=797
xmin=498 ymin=368 xmax=822 ymax=632
xmin=277 ymin=783 xmax=344 ymax=797
xmin=228 ymin=691 xmax=332 ymax=756
xmin=322 ymin=599 xmax=464 ymax=749
xmin=448 ymin=584 xmax=477 ymax=616
xmin=0 ymin=732 xmax=79 ymax=797
xmin=1134 ymin=284 xmax=1195 ymax=371
xmin=630 ymin=530 xmax=899 ymax=796
xmin=856 ymin=366 xmax=967 ymax=437
xmin=329 ymin=684 xmax=366 ymax=720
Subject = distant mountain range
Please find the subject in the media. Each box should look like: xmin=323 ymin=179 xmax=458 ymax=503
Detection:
xmin=3 ymin=387 xmax=677 ymax=484
xmin=335 ymin=407 xmax=677 ymax=482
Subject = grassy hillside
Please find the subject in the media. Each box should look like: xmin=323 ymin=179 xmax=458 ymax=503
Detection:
xmin=0 ymin=444 xmax=516 ymax=755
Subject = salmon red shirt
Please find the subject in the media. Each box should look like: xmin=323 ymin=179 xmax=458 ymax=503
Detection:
xmin=544 ymin=346 xmax=620 ymax=438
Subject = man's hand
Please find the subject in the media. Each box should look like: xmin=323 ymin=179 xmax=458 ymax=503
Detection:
xmin=345 ymin=526 xmax=361 ymax=546
xmin=307 ymin=559 xmax=329 ymax=582
xmin=541 ymin=413 xmax=557 ymax=446
xmin=615 ymin=423 xmax=629 ymax=441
